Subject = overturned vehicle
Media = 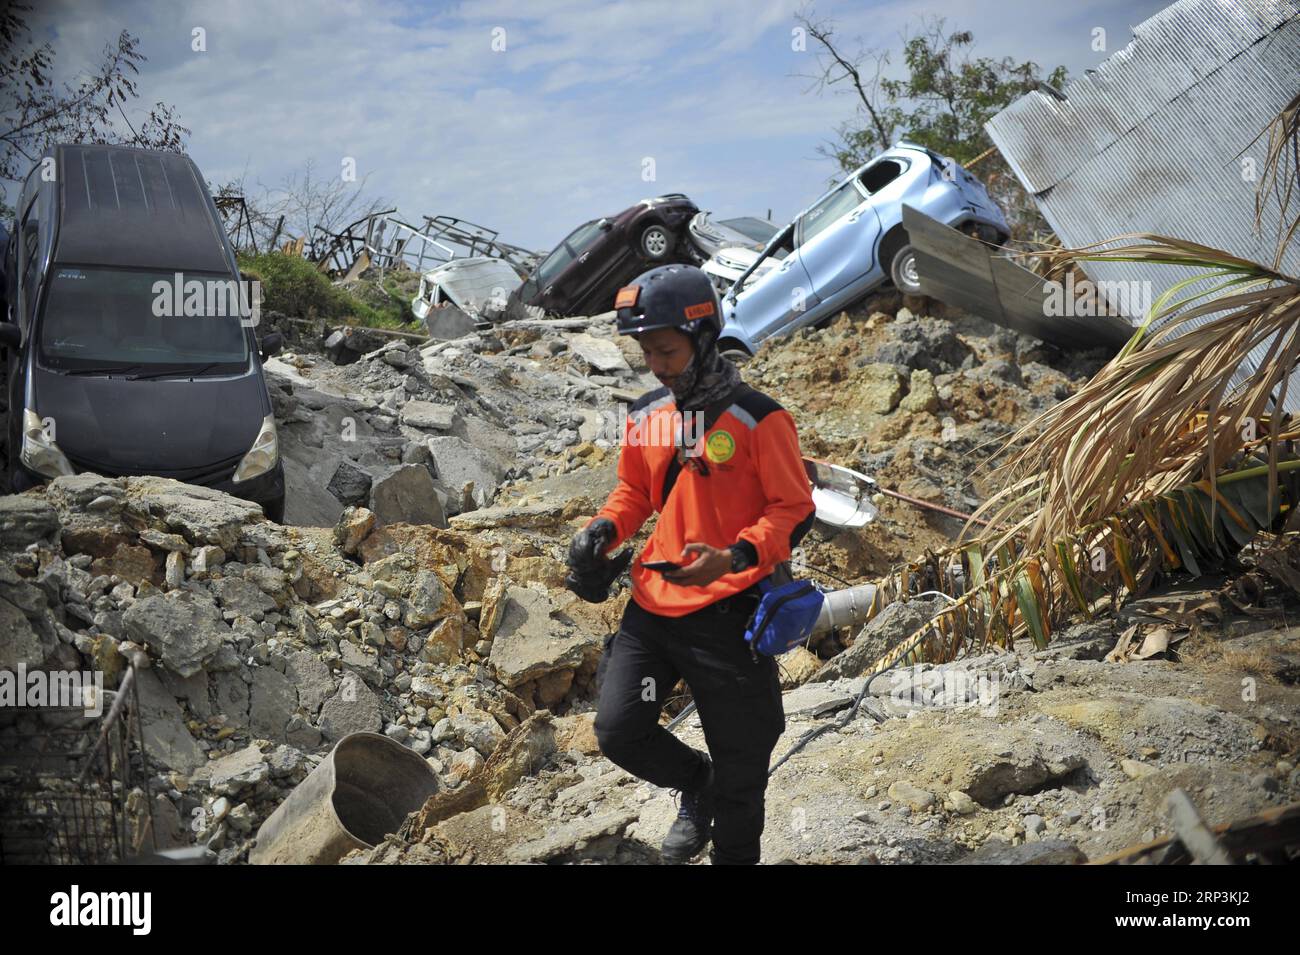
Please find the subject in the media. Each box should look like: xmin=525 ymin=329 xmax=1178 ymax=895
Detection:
xmin=716 ymin=142 xmax=1009 ymax=357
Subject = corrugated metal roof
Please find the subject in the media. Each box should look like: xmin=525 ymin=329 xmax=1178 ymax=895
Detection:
xmin=985 ymin=0 xmax=1300 ymax=406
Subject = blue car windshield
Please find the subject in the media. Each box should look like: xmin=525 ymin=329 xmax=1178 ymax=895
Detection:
xmin=38 ymin=266 xmax=251 ymax=373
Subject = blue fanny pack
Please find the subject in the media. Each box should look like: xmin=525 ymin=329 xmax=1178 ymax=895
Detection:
xmin=743 ymin=575 xmax=825 ymax=659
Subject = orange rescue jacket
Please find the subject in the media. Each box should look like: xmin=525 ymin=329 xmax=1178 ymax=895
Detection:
xmin=592 ymin=384 xmax=815 ymax=617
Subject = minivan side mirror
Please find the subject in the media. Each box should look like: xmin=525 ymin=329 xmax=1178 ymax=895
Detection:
xmin=0 ymin=322 xmax=20 ymax=351
xmin=260 ymin=330 xmax=284 ymax=358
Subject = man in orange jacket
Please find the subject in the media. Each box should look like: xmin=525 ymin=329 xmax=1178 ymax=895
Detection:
xmin=566 ymin=264 xmax=815 ymax=865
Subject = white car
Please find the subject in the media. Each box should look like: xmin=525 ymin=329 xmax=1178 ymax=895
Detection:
xmin=411 ymin=256 xmax=531 ymax=323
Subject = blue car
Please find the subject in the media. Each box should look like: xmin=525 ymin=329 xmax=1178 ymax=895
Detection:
xmin=718 ymin=142 xmax=1009 ymax=356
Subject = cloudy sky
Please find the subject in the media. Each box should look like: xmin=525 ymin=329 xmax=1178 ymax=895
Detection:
xmin=19 ymin=0 xmax=1172 ymax=250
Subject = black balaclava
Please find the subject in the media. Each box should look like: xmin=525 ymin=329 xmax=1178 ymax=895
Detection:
xmin=667 ymin=322 xmax=742 ymax=412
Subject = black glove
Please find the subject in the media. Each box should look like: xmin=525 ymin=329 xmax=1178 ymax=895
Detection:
xmin=566 ymin=518 xmax=630 ymax=603
xmin=568 ymin=518 xmax=616 ymax=574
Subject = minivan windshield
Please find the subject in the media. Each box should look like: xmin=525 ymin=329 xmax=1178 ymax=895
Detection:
xmin=38 ymin=267 xmax=251 ymax=374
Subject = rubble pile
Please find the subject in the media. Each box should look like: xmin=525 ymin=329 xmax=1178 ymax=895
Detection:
xmin=264 ymin=315 xmax=645 ymax=528
xmin=2 ymin=294 xmax=1297 ymax=866
xmin=0 ymin=471 xmax=620 ymax=862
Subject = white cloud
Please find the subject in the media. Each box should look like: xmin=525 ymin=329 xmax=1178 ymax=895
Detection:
xmin=11 ymin=0 xmax=1172 ymax=247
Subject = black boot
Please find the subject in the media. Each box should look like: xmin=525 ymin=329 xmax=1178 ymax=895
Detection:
xmin=661 ymin=754 xmax=715 ymax=864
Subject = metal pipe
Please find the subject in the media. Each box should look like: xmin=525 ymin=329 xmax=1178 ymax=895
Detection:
xmin=810 ymin=582 xmax=878 ymax=635
xmin=876 ymin=486 xmax=988 ymax=525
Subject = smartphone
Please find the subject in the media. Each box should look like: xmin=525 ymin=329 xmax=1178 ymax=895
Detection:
xmin=640 ymin=560 xmax=682 ymax=573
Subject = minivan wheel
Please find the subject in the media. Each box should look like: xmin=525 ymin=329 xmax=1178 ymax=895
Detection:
xmin=890 ymin=244 xmax=923 ymax=295
xmin=640 ymin=224 xmax=673 ymax=261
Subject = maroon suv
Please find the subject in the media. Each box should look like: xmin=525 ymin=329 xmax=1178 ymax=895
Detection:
xmin=508 ymin=194 xmax=698 ymax=317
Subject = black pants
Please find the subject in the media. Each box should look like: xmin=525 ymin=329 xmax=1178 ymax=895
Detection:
xmin=593 ymin=594 xmax=785 ymax=865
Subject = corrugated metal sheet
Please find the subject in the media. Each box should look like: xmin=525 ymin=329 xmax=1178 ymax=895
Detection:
xmin=986 ymin=0 xmax=1300 ymax=407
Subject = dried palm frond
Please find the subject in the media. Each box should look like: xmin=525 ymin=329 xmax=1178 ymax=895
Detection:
xmin=848 ymin=449 xmax=1300 ymax=676
xmin=840 ymin=240 xmax=1300 ymax=674
xmin=968 ymin=235 xmax=1300 ymax=563
xmin=1253 ymin=90 xmax=1300 ymax=270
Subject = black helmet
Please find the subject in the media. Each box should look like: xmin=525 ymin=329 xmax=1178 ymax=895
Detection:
xmin=614 ymin=264 xmax=722 ymax=339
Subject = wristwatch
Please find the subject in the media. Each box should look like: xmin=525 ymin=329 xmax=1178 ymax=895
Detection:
xmin=729 ymin=539 xmax=758 ymax=573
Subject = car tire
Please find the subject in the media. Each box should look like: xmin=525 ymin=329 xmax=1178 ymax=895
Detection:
xmin=639 ymin=224 xmax=673 ymax=261
xmin=890 ymin=244 xmax=923 ymax=295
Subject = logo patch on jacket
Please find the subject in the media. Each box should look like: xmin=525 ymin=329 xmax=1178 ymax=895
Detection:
xmin=705 ymin=429 xmax=735 ymax=463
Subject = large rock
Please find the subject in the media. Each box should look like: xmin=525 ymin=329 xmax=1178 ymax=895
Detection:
xmin=567 ymin=333 xmax=632 ymax=373
xmin=424 ymin=436 xmax=507 ymax=510
xmin=211 ymin=670 xmax=251 ymax=731
xmin=484 ymin=583 xmax=596 ymax=688
xmin=206 ymin=743 xmax=269 ymax=795
xmin=123 ymin=476 xmax=264 ymax=550
xmin=90 ymin=543 xmax=157 ymax=585
xmin=451 ymin=709 xmax=507 ymax=758
xmin=483 ymin=712 xmax=557 ymax=800
xmin=506 ymin=807 xmax=639 ymax=864
xmin=249 ymin=666 xmax=298 ymax=742
xmin=286 ymin=650 xmax=334 ymax=715
xmin=405 ymin=569 xmax=459 ymax=627
xmin=210 ymin=576 xmax=278 ymax=619
xmin=123 ymin=592 xmax=229 ymax=678
xmin=318 ymin=673 xmax=381 ymax=740
xmin=874 ymin=316 xmax=972 ymax=374
xmin=326 ymin=461 xmax=373 ymax=507
xmin=0 ymin=496 xmax=60 ymax=551
xmin=134 ymin=668 xmax=206 ymax=774
xmin=957 ymin=838 xmax=1086 ymax=865
xmin=369 ymin=464 xmax=447 ymax=528
xmin=0 ymin=597 xmax=45 ymax=670
xmin=553 ymin=713 xmax=601 ymax=756
xmin=334 ymin=506 xmax=376 ymax=555
xmin=813 ymin=596 xmax=945 ymax=682
xmin=424 ymin=302 xmax=476 ymax=341
xmin=855 ymin=363 xmax=905 ymax=415
xmin=400 ymin=401 xmax=458 ymax=432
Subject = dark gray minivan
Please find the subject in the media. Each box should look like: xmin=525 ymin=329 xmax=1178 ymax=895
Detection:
xmin=1 ymin=144 xmax=285 ymax=521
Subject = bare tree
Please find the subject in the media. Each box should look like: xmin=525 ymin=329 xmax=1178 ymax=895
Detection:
xmin=793 ymin=5 xmax=903 ymax=173
xmin=266 ymin=160 xmax=387 ymax=260
xmin=217 ymin=161 xmax=388 ymax=259
xmin=0 ymin=3 xmax=189 ymax=215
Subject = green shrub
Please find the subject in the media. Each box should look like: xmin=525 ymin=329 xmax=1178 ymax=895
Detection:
xmin=236 ymin=252 xmax=415 ymax=330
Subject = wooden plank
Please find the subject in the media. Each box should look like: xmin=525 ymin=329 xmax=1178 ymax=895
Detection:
xmin=1094 ymin=800 xmax=1300 ymax=864
xmin=1165 ymin=789 xmax=1234 ymax=864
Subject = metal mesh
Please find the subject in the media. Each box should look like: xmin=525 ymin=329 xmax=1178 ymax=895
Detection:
xmin=0 ymin=661 xmax=152 ymax=865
